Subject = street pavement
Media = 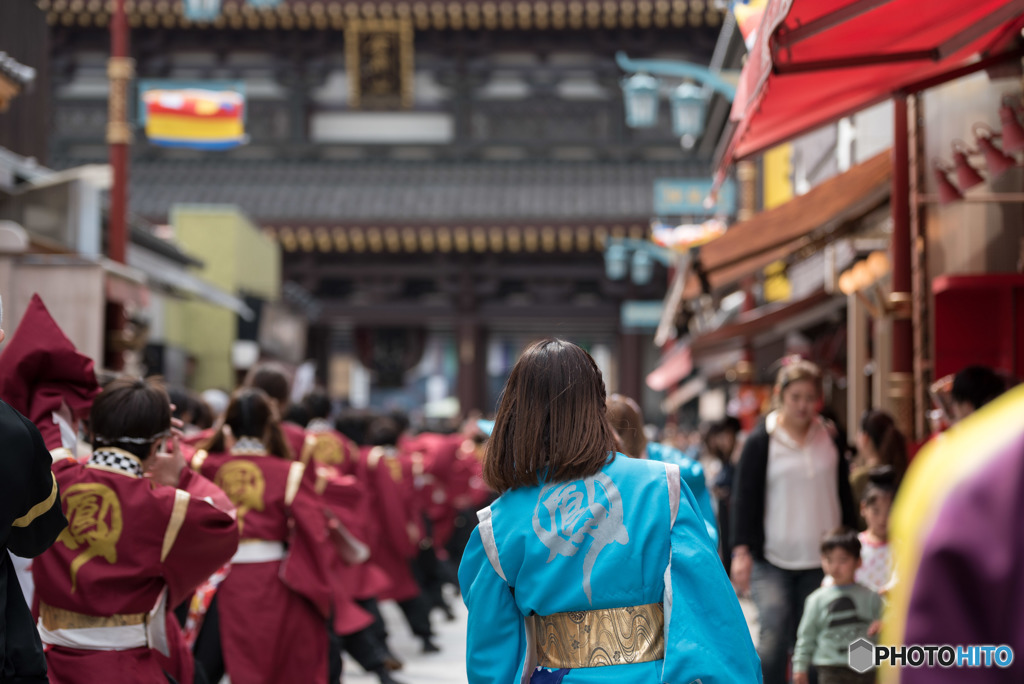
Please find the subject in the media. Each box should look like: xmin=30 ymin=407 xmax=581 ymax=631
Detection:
xmin=341 ymin=590 xmax=469 ymax=684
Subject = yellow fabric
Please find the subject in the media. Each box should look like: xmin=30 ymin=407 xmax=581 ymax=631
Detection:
xmin=12 ymin=473 xmax=58 ymax=527
xmin=160 ymin=489 xmax=191 ymax=562
xmin=879 ymin=384 xmax=1024 ymax=683
xmin=284 ymin=461 xmax=305 ymax=507
xmin=39 ymin=602 xmax=146 ymax=630
xmin=146 ymin=114 xmax=243 ymax=140
xmin=190 ymin=449 xmax=209 ymax=472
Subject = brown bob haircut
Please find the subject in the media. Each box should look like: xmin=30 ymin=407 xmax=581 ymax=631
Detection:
xmin=90 ymin=376 xmax=172 ymax=461
xmin=606 ymin=394 xmax=647 ymax=460
xmin=484 ymin=339 xmax=617 ymax=493
xmin=244 ymin=362 xmax=291 ymax=406
xmin=200 ymin=387 xmax=293 ymax=459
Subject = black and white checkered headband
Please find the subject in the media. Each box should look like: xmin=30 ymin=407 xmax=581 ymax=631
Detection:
xmin=90 ymin=448 xmax=144 ymax=477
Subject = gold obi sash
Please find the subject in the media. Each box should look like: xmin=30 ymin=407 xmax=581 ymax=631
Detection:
xmin=533 ymin=602 xmax=665 ymax=669
xmin=39 ymin=603 xmax=147 ymax=631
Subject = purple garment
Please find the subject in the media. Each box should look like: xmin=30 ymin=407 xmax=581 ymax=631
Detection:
xmin=902 ymin=430 xmax=1024 ymax=683
xmin=530 ymin=667 xmax=569 ymax=684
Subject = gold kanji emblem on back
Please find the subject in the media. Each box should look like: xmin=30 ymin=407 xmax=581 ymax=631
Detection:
xmin=310 ymin=434 xmax=345 ymax=466
xmin=215 ymin=460 xmax=266 ymax=534
xmin=58 ymin=483 xmax=123 ymax=593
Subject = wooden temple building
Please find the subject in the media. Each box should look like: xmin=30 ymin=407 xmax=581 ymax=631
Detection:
xmin=40 ymin=0 xmax=739 ymax=416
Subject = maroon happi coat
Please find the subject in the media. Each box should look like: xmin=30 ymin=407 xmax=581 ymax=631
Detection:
xmin=302 ymin=425 xmax=392 ymax=601
xmin=309 ymin=461 xmax=376 ymax=635
xmin=33 ymin=451 xmax=238 ymax=684
xmin=194 ymin=444 xmax=332 ymax=684
xmin=360 ymin=445 xmax=423 ymax=602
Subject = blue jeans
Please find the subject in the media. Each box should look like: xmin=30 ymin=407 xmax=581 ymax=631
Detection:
xmin=750 ymin=559 xmax=824 ymax=684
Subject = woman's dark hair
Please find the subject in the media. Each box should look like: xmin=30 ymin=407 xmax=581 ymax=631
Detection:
xmin=820 ymin=527 xmax=861 ymax=559
xmin=606 ymin=394 xmax=646 ymax=460
xmin=862 ymin=466 xmax=898 ymax=505
xmin=951 ymin=365 xmax=1005 ymax=411
xmin=302 ymin=390 xmax=332 ymax=421
xmin=336 ymin=410 xmax=373 ymax=446
xmin=90 ymin=376 xmax=172 ymax=461
xmin=200 ymin=387 xmax=292 ymax=459
xmin=244 ymin=363 xmax=291 ymax=406
xmin=484 ymin=339 xmax=616 ymax=493
xmin=284 ymin=402 xmax=311 ymax=427
xmin=192 ymin=396 xmax=214 ymax=430
xmin=366 ymin=416 xmax=400 ymax=447
xmin=860 ymin=410 xmax=907 ymax=480
xmin=168 ymin=387 xmax=192 ymax=422
xmin=389 ymin=410 xmax=410 ymax=435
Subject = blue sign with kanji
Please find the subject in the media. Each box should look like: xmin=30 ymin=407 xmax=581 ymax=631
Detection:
xmin=653 ymin=178 xmax=737 ymax=217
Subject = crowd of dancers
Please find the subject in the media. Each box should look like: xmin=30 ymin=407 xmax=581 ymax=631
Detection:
xmin=3 ymin=296 xmax=492 ymax=684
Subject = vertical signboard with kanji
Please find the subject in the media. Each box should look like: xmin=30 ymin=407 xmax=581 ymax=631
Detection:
xmin=345 ymin=18 xmax=414 ymax=110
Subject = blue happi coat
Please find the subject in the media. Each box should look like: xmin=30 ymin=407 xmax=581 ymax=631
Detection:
xmin=459 ymin=453 xmax=761 ymax=684
xmin=645 ymin=442 xmax=718 ymax=547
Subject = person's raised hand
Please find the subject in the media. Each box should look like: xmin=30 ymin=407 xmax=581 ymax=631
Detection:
xmin=145 ymin=435 xmax=186 ymax=489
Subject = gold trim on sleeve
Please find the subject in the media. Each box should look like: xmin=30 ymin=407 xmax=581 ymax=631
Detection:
xmin=190 ymin=449 xmax=209 ymax=472
xmin=13 ymin=473 xmax=59 ymax=528
xmin=161 ymin=490 xmax=191 ymax=562
xmin=367 ymin=446 xmax=384 ymax=469
xmin=300 ymin=435 xmax=317 ymax=466
xmin=284 ymin=461 xmax=305 ymax=506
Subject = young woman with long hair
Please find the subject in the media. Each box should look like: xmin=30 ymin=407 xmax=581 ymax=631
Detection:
xmin=459 ymin=339 xmax=760 ymax=683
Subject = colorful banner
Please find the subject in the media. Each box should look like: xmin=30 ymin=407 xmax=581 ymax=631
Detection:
xmin=732 ymin=0 xmax=768 ymax=50
xmin=138 ymin=80 xmax=247 ymax=150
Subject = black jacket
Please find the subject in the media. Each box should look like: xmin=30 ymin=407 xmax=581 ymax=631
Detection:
xmin=730 ymin=417 xmax=856 ymax=562
xmin=1 ymin=400 xmax=68 ymax=683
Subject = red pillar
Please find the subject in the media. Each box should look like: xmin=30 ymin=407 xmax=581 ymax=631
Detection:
xmin=890 ymin=94 xmax=914 ymax=434
xmin=107 ymin=0 xmax=131 ymax=263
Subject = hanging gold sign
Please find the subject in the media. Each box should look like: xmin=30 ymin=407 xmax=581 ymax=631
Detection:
xmin=345 ymin=18 xmax=414 ymax=110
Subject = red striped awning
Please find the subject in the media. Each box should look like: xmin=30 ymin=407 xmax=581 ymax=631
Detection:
xmin=714 ymin=0 xmax=1024 ymax=185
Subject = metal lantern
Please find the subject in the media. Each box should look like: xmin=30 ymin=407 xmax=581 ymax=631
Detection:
xmin=630 ymin=249 xmax=654 ymax=286
xmin=669 ymin=82 xmax=706 ymax=140
xmin=621 ymin=73 xmax=660 ymax=128
xmin=184 ymin=0 xmax=222 ymax=20
xmin=605 ymin=242 xmax=629 ymax=280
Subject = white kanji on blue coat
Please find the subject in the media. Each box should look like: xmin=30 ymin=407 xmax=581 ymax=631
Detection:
xmin=531 ymin=471 xmax=629 ymax=604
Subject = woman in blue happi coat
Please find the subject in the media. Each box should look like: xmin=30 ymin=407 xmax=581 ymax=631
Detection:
xmin=606 ymin=394 xmax=718 ymax=548
xmin=459 ymin=339 xmax=761 ymax=684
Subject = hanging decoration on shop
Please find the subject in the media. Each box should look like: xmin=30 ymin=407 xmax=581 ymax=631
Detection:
xmin=138 ymin=80 xmax=247 ymax=150
xmin=933 ymin=95 xmax=1024 ymax=204
xmin=345 ymin=18 xmax=415 ymax=110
